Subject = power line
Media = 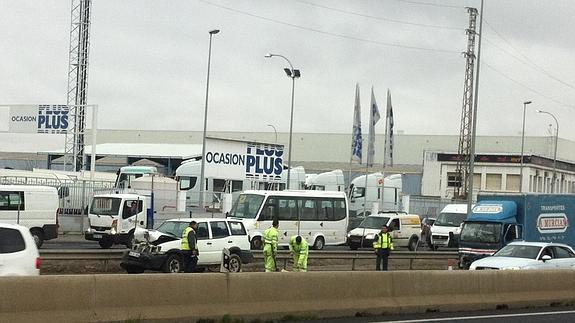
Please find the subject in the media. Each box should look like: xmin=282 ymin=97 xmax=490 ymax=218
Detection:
xmin=394 ymin=0 xmax=462 ymax=9
xmin=198 ymin=0 xmax=460 ymax=54
xmin=484 ymin=19 xmax=575 ymax=92
xmin=482 ymin=60 xmax=575 ymax=109
xmin=295 ymin=0 xmax=462 ymax=31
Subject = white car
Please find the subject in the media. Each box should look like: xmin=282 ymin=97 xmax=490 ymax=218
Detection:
xmin=470 ymin=241 xmax=575 ymax=270
xmin=0 ymin=223 xmax=41 ymax=276
xmin=120 ymin=218 xmax=253 ymax=273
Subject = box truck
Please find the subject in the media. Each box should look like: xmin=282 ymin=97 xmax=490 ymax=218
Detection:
xmin=458 ymin=194 xmax=575 ymax=269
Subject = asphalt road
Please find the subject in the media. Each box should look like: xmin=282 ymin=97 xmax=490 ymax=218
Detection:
xmin=295 ymin=307 xmax=575 ymax=323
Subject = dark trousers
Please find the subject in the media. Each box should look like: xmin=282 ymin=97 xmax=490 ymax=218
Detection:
xmin=182 ymin=251 xmax=198 ymax=273
xmin=376 ymin=249 xmax=390 ymax=271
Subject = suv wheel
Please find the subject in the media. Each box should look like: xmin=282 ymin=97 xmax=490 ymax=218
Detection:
xmin=251 ymin=237 xmax=263 ymax=250
xmin=228 ymin=254 xmax=242 ymax=272
xmin=163 ymin=254 xmax=183 ymax=273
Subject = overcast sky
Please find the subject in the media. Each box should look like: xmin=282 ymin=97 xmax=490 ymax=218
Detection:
xmin=2 ymin=0 xmax=575 ymax=142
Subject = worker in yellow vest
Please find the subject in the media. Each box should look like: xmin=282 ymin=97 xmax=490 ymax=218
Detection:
xmin=373 ymin=224 xmax=394 ymax=271
xmin=263 ymin=219 xmax=279 ymax=272
xmin=181 ymin=221 xmax=199 ymax=273
xmin=289 ymin=235 xmax=309 ymax=272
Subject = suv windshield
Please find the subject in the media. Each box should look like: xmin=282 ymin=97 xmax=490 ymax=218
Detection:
xmin=228 ymin=194 xmax=265 ymax=219
xmin=460 ymin=222 xmax=502 ymax=243
xmin=434 ymin=212 xmax=467 ymax=227
xmin=156 ymin=221 xmax=189 ymax=237
xmin=90 ymin=197 xmax=122 ymax=216
xmin=358 ymin=216 xmax=390 ymax=229
xmin=493 ymin=244 xmax=541 ymax=259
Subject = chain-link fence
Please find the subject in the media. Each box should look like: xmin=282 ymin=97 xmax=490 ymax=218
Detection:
xmin=405 ymin=195 xmax=467 ymax=218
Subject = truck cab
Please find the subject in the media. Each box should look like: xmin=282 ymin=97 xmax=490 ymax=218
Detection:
xmin=84 ymin=193 xmax=148 ymax=248
xmin=458 ymin=200 xmax=523 ymax=268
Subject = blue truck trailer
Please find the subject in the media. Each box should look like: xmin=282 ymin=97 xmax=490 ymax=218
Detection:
xmin=458 ymin=194 xmax=575 ymax=269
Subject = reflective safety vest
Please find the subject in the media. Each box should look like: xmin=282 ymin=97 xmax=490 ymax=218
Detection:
xmin=181 ymin=227 xmax=194 ymax=250
xmin=289 ymin=235 xmax=309 ymax=256
xmin=373 ymin=232 xmax=394 ymax=250
xmin=263 ymin=227 xmax=279 ymax=248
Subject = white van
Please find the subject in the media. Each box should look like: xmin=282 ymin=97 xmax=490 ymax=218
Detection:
xmin=430 ymin=204 xmax=469 ymax=249
xmin=346 ymin=212 xmax=421 ymax=251
xmin=0 ymin=185 xmax=59 ymax=248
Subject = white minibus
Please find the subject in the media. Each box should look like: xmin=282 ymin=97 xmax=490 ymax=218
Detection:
xmin=227 ymin=190 xmax=349 ymax=250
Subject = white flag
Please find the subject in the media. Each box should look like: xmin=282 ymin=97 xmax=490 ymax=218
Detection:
xmin=384 ymin=89 xmax=394 ymax=167
xmin=351 ymin=83 xmax=362 ymax=164
xmin=367 ymin=87 xmax=380 ymax=167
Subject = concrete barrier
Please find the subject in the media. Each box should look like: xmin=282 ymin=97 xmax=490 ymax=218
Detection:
xmin=2 ymin=270 xmax=575 ymax=322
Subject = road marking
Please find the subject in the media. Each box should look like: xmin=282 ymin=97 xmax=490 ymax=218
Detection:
xmin=374 ymin=309 xmax=575 ymax=323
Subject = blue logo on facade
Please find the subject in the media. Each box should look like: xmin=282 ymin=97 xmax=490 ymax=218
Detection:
xmin=37 ymin=105 xmax=69 ymax=134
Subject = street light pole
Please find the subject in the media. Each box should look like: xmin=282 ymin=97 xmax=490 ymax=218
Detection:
xmin=199 ymin=29 xmax=220 ymax=209
xmin=267 ymin=124 xmax=278 ymax=143
xmin=265 ymin=53 xmax=300 ymax=190
xmin=520 ymin=100 xmax=532 ymax=193
xmin=536 ymin=109 xmax=559 ymax=193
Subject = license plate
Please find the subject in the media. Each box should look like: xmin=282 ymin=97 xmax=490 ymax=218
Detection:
xmin=93 ymin=234 xmax=102 ymax=239
xmin=129 ymin=251 xmax=140 ymax=258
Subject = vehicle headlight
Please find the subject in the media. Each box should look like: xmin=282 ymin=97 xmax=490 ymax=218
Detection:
xmin=110 ymin=227 xmax=117 ymax=235
xmin=346 ymin=233 xmax=351 ymax=238
xmin=502 ymin=266 xmax=521 ymax=270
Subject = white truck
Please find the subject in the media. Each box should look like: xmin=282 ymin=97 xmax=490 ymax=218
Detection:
xmin=348 ymin=173 xmax=402 ymax=217
xmin=306 ymin=169 xmax=345 ymax=191
xmin=84 ymin=193 xmax=149 ymax=248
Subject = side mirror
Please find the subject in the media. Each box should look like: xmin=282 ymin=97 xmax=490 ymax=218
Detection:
xmin=541 ymin=255 xmax=552 ymax=262
xmin=225 ymin=211 xmax=230 ymax=217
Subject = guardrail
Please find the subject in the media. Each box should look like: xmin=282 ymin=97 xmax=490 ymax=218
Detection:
xmin=40 ymin=249 xmax=459 ymax=271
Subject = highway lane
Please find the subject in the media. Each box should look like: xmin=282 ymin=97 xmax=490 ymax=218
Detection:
xmin=298 ymin=307 xmax=575 ymax=323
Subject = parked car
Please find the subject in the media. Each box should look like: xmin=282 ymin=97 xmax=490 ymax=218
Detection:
xmin=346 ymin=212 xmax=421 ymax=251
xmin=0 ymin=223 xmax=41 ymax=276
xmin=469 ymin=241 xmax=575 ymax=270
xmin=120 ymin=218 xmax=253 ymax=273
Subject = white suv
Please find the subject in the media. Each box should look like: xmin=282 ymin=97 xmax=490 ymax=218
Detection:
xmin=0 ymin=223 xmax=41 ymax=276
xmin=120 ymin=218 xmax=253 ymax=273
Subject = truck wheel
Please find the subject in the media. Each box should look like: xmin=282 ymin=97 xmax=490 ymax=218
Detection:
xmin=125 ymin=231 xmax=135 ymax=249
xmin=408 ymin=236 xmax=419 ymax=251
xmin=313 ymin=237 xmax=325 ymax=250
xmin=349 ymin=244 xmax=359 ymax=251
xmin=251 ymin=237 xmax=263 ymax=250
xmin=98 ymin=239 xmax=114 ymax=249
xmin=30 ymin=229 xmax=44 ymax=248
xmin=228 ymin=254 xmax=242 ymax=273
xmin=163 ymin=254 xmax=183 ymax=273
xmin=125 ymin=265 xmax=144 ymax=274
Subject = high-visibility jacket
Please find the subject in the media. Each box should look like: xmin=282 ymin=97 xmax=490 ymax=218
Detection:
xmin=373 ymin=232 xmax=394 ymax=250
xmin=263 ymin=227 xmax=279 ymax=252
xmin=181 ymin=227 xmax=195 ymax=251
xmin=288 ymin=235 xmax=309 ymax=256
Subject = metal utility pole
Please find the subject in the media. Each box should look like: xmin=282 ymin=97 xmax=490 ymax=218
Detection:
xmin=63 ymin=0 xmax=92 ymax=171
xmin=454 ymin=7 xmax=478 ymax=200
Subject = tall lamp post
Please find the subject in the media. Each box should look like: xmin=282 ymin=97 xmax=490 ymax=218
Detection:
xmin=536 ymin=109 xmax=559 ymax=193
xmin=519 ymin=100 xmax=532 ymax=193
xmin=267 ymin=124 xmax=278 ymax=143
xmin=199 ymin=29 xmax=220 ymax=209
xmin=265 ymin=53 xmax=300 ymax=189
